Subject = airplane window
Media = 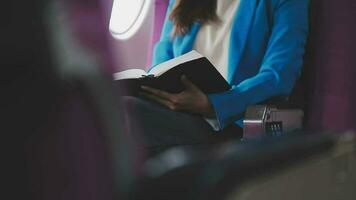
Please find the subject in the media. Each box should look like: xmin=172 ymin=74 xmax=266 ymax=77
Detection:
xmin=109 ymin=0 xmax=151 ymax=40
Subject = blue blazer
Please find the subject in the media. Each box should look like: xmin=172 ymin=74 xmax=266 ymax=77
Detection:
xmin=152 ymin=0 xmax=309 ymax=129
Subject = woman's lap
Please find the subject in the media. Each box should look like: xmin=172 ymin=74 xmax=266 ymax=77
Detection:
xmin=121 ymin=96 xmax=242 ymax=149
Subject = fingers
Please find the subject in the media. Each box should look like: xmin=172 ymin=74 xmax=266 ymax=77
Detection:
xmin=181 ymin=75 xmax=199 ymax=91
xmin=140 ymin=78 xmax=200 ymax=113
xmin=140 ymin=92 xmax=179 ymax=111
xmin=141 ymin=86 xmax=173 ymax=100
xmin=141 ymin=86 xmax=183 ymax=107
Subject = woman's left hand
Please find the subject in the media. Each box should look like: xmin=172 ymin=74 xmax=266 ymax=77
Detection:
xmin=140 ymin=75 xmax=214 ymax=117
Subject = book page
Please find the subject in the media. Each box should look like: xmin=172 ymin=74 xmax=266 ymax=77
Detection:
xmin=113 ymin=69 xmax=147 ymax=80
xmin=148 ymin=50 xmax=204 ymax=76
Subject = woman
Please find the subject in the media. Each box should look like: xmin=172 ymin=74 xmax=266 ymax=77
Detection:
xmin=123 ymin=0 xmax=309 ymax=150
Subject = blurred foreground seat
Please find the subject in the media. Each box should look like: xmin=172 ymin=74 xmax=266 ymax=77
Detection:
xmin=133 ymin=132 xmax=356 ymax=200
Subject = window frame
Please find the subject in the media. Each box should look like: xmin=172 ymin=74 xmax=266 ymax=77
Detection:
xmin=109 ymin=0 xmax=151 ymax=40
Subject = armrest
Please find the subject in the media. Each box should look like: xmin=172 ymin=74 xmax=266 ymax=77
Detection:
xmin=243 ymin=105 xmax=304 ymax=139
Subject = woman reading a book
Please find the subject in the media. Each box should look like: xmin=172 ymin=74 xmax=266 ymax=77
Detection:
xmin=122 ymin=0 xmax=308 ymax=151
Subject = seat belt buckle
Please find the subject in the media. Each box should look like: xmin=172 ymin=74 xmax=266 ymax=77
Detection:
xmin=243 ymin=105 xmax=304 ymax=139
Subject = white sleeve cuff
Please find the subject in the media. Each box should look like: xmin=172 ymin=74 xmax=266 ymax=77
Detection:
xmin=203 ymin=117 xmax=222 ymax=131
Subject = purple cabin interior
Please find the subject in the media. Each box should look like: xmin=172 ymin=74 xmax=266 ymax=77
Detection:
xmin=7 ymin=0 xmax=356 ymax=199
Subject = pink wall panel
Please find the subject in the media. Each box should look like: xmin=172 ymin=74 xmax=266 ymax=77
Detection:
xmin=109 ymin=1 xmax=155 ymax=72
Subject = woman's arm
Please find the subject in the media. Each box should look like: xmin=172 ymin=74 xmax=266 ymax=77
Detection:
xmin=144 ymin=0 xmax=214 ymax=118
xmin=208 ymin=0 xmax=309 ymax=129
xmin=151 ymin=0 xmax=176 ymax=67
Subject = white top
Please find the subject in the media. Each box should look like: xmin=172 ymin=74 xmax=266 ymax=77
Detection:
xmin=193 ymin=0 xmax=241 ymax=131
xmin=193 ymin=0 xmax=241 ymax=80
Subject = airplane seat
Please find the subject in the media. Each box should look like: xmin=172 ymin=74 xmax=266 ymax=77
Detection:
xmin=25 ymin=79 xmax=116 ymax=200
xmin=134 ymin=131 xmax=356 ymax=200
xmin=2 ymin=1 xmax=141 ymax=200
xmin=22 ymin=36 xmax=138 ymax=200
xmin=131 ymin=0 xmax=356 ymax=199
xmin=148 ymin=0 xmax=306 ymax=138
xmin=303 ymin=0 xmax=356 ymax=132
xmin=244 ymin=0 xmax=356 ymax=137
xmin=226 ymin=132 xmax=356 ymax=200
xmin=148 ymin=0 xmax=356 ymax=138
xmin=2 ymin=1 xmax=57 ymax=199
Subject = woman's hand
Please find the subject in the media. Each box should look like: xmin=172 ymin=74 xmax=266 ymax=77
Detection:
xmin=140 ymin=75 xmax=215 ymax=117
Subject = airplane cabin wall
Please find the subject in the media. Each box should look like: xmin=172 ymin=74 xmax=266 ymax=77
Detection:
xmin=110 ymin=1 xmax=155 ymax=72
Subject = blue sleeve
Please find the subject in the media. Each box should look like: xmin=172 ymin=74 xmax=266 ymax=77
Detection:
xmin=151 ymin=0 xmax=176 ymax=67
xmin=208 ymin=0 xmax=309 ymax=129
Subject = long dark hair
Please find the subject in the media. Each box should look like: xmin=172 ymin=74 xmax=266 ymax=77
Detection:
xmin=169 ymin=0 xmax=218 ymax=36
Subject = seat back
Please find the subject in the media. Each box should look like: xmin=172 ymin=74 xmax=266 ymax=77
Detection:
xmin=135 ymin=132 xmax=356 ymax=200
xmin=1 ymin=1 xmax=54 ymax=199
xmin=229 ymin=132 xmax=356 ymax=200
xmin=304 ymin=0 xmax=356 ymax=132
xmin=2 ymin=1 xmax=140 ymax=199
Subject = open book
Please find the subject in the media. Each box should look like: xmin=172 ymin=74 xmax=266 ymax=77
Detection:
xmin=114 ymin=50 xmax=231 ymax=96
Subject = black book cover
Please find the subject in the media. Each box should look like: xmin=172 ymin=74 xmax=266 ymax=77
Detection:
xmin=115 ymin=55 xmax=231 ymax=96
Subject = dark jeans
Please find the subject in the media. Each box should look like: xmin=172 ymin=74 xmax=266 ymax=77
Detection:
xmin=121 ymin=96 xmax=242 ymax=154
